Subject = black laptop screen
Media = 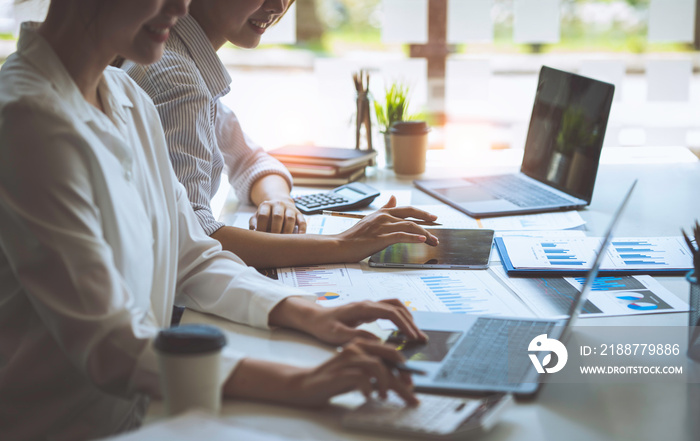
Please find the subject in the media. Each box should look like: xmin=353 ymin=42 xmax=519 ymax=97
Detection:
xmin=521 ymin=66 xmax=615 ymax=202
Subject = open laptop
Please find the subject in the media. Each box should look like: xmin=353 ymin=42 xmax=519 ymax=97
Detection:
xmin=415 ymin=66 xmax=615 ymax=218
xmin=396 ymin=181 xmax=636 ymax=396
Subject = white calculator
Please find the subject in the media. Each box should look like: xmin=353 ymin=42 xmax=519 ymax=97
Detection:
xmin=341 ymin=393 xmax=512 ymax=439
xmin=293 ymin=182 xmax=380 ymax=214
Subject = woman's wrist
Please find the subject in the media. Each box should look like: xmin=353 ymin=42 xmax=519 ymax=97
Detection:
xmin=223 ymin=358 xmax=307 ymax=404
xmin=268 ymin=296 xmax=324 ymax=335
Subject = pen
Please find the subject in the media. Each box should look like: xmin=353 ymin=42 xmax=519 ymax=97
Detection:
xmin=321 ymin=210 xmax=441 ymax=226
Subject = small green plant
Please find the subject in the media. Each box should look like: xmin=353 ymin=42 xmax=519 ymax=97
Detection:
xmin=556 ymin=107 xmax=599 ymax=156
xmin=374 ymin=82 xmax=411 ymax=133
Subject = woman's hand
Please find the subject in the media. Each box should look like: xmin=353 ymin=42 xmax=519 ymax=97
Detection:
xmin=249 ymin=197 xmax=307 ymax=234
xmin=224 ymin=340 xmax=419 ymax=407
xmin=333 ymin=195 xmax=439 ymax=262
xmin=269 ymin=297 xmax=428 ymax=345
xmin=288 ymin=339 xmax=419 ymax=406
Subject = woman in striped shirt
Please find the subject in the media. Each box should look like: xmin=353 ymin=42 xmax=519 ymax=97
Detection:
xmin=126 ymin=0 xmax=440 ymax=269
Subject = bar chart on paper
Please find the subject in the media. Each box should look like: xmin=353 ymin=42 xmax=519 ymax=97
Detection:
xmin=608 ymin=240 xmax=677 ymax=266
xmin=278 ymin=265 xmax=534 ymax=317
xmin=419 ymin=275 xmax=490 ymax=314
xmin=499 ymin=236 xmax=693 ymax=273
xmin=491 ymin=266 xmax=689 ymax=318
xmin=539 ymin=242 xmax=586 ymax=266
xmin=278 ymin=264 xmax=362 ymax=288
xmin=407 ymin=271 xmax=532 ymax=316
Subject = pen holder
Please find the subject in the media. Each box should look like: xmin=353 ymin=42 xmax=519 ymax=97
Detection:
xmin=687 ymin=271 xmax=700 ymax=361
xmin=355 ymin=91 xmax=373 ymax=151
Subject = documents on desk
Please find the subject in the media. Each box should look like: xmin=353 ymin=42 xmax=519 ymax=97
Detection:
xmin=496 ymin=235 xmax=693 ymax=275
xmin=277 ymin=263 xmax=534 ymax=318
xmin=277 ymin=260 xmax=688 ymax=320
xmin=490 ymin=266 xmax=688 ymax=318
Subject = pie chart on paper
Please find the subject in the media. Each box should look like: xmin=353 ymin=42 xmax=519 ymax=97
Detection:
xmin=626 ymin=302 xmax=658 ymax=311
xmin=616 ymin=292 xmax=659 ymax=311
xmin=316 ymin=292 xmax=340 ymax=301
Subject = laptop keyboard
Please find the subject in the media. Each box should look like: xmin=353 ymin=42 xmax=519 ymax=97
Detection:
xmin=435 ymin=317 xmax=555 ymax=385
xmin=469 ymin=174 xmax=573 ymax=207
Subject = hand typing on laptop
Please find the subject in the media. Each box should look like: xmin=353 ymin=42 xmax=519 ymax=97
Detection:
xmin=225 ymin=338 xmax=420 ymax=407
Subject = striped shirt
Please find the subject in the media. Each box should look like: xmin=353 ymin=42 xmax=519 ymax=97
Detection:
xmin=125 ymin=14 xmax=292 ymax=235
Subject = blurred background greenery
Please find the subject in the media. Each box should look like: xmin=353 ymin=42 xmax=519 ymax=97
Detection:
xmin=268 ymin=0 xmax=692 ymax=55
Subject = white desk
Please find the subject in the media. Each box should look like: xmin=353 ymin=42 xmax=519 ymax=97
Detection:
xmin=151 ymin=156 xmax=700 ymax=441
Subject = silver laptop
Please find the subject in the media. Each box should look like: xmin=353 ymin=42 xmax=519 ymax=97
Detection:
xmin=414 ymin=66 xmax=615 ymax=218
xmin=397 ymin=181 xmax=636 ymax=396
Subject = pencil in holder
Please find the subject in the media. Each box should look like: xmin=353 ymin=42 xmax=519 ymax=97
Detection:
xmin=353 ymin=70 xmax=373 ymax=151
xmin=687 ymin=271 xmax=700 ymax=361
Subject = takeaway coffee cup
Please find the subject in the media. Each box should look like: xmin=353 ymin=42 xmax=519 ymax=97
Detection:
xmin=155 ymin=324 xmax=227 ymax=416
xmin=390 ymin=121 xmax=430 ymax=176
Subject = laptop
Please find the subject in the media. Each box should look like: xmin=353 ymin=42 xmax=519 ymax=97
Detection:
xmin=414 ymin=66 xmax=615 ymax=218
xmin=396 ymin=181 xmax=636 ymax=396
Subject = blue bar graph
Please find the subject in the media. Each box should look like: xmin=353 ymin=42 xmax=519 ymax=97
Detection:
xmin=573 ymin=276 xmax=646 ymax=291
xmin=612 ymin=242 xmax=652 ymax=246
xmin=538 ymin=241 xmax=586 ymax=266
xmin=611 ymin=240 xmax=668 ymax=266
xmin=419 ymin=275 xmax=486 ymax=314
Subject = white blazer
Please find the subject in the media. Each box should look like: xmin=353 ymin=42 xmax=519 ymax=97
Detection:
xmin=0 ymin=23 xmax=310 ymax=441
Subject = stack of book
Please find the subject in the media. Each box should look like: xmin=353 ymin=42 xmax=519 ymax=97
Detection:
xmin=269 ymin=145 xmax=377 ymax=186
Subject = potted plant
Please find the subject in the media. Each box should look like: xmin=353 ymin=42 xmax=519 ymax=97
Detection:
xmin=548 ymin=107 xmax=598 ymax=186
xmin=374 ymin=82 xmax=411 ymax=168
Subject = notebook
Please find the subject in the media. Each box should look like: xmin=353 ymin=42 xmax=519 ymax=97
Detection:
xmin=415 ymin=66 xmax=615 ymax=218
xmin=395 ymin=181 xmax=635 ymax=396
xmin=268 ymin=145 xmax=377 ymax=169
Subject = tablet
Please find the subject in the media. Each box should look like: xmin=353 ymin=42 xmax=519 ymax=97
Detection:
xmin=368 ymin=229 xmax=494 ymax=269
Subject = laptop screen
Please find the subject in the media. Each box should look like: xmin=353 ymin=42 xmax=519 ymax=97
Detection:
xmin=564 ymin=181 xmax=636 ymax=334
xmin=521 ymin=66 xmax=615 ymax=202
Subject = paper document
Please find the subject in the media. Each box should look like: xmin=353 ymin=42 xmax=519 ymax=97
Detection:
xmin=491 ymin=266 xmax=689 ymax=318
xmin=277 ymin=263 xmax=533 ymax=317
xmin=490 ymin=230 xmax=587 ymax=262
xmin=414 ymin=204 xmax=586 ymax=231
xmin=500 ymin=236 xmax=693 ymax=272
xmin=305 ymin=215 xmax=359 ymax=235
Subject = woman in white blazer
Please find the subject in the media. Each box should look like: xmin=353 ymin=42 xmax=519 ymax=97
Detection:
xmin=0 ymin=1 xmax=423 ymax=439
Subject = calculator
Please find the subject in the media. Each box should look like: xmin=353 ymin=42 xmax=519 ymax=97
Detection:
xmin=293 ymin=182 xmax=380 ymax=215
xmin=342 ymin=392 xmax=512 ymax=439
